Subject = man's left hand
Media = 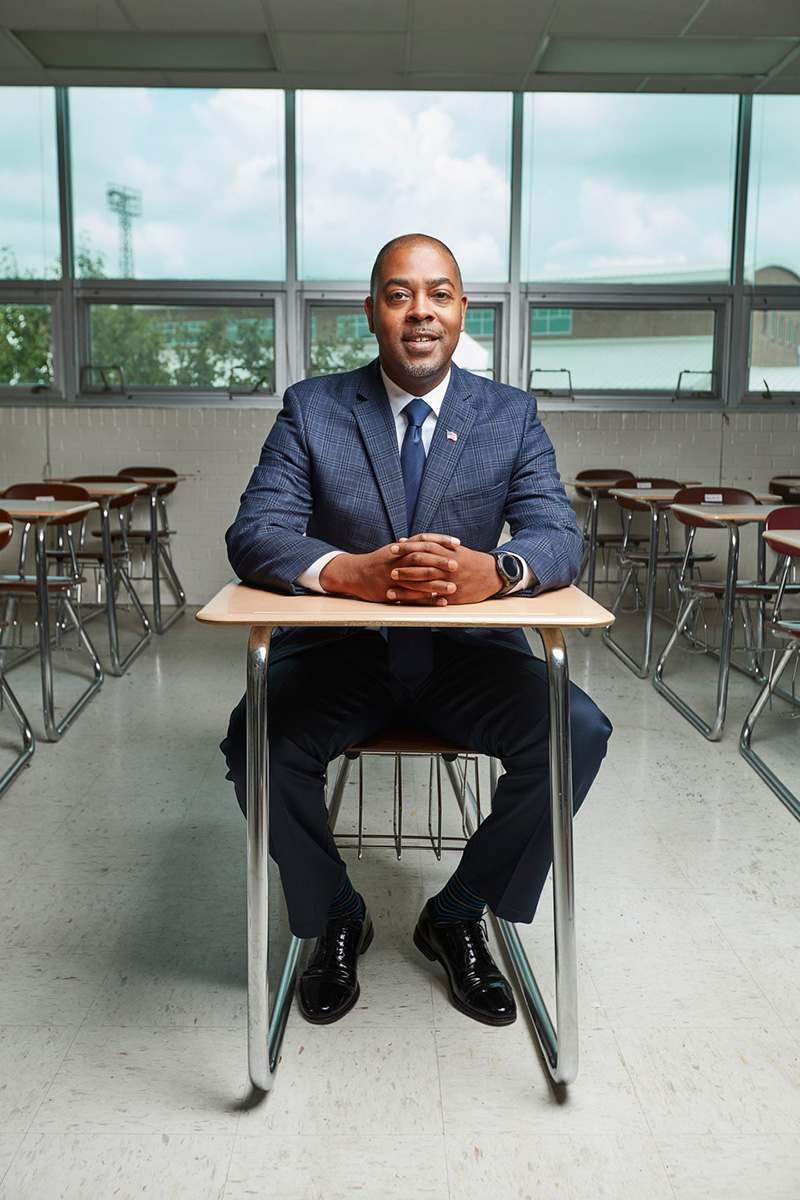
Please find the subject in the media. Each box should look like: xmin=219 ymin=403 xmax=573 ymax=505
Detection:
xmin=388 ymin=534 xmax=502 ymax=605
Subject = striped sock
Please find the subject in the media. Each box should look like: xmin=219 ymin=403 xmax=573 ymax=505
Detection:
xmin=431 ymin=870 xmax=486 ymax=924
xmin=327 ymin=876 xmax=365 ymax=922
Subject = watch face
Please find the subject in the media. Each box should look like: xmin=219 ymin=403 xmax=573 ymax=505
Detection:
xmin=497 ymin=552 xmax=522 ymax=584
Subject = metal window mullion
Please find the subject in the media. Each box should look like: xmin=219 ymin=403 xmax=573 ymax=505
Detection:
xmin=507 ymin=92 xmax=524 ymax=390
xmin=281 ymin=89 xmax=299 ymax=395
xmin=54 ymin=87 xmax=77 ymax=402
xmin=727 ymin=95 xmax=753 ymax=409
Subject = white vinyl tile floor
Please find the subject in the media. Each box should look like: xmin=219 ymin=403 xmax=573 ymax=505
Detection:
xmin=0 ymin=600 xmax=798 ymax=1200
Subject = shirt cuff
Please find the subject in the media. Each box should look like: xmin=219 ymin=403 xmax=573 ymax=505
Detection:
xmin=507 ymin=554 xmax=534 ymax=594
xmin=296 ymin=551 xmax=344 ymax=594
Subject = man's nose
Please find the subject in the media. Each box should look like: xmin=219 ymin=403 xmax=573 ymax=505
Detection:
xmin=406 ymin=292 xmax=434 ymax=321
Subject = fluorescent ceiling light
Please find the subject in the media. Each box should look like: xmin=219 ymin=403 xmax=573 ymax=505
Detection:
xmin=538 ymin=36 xmax=798 ymax=77
xmin=12 ymin=31 xmax=276 ymax=71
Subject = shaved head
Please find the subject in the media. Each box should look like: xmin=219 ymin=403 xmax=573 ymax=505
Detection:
xmin=370 ymin=234 xmax=463 ymax=299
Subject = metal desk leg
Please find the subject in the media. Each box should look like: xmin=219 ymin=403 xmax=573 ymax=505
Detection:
xmin=444 ymin=625 xmax=578 ymax=1086
xmin=739 ymin=641 xmax=800 ymax=823
xmin=0 ymin=671 xmax=34 ymax=796
xmin=148 ymin=488 xmax=186 ymax=634
xmin=100 ymin=501 xmax=152 ymax=675
xmin=35 ymin=523 xmax=104 ymax=742
xmin=245 ymin=622 xmax=358 ymax=1092
xmin=654 ymin=522 xmax=740 ymax=741
xmin=603 ymin=502 xmax=661 ymax=678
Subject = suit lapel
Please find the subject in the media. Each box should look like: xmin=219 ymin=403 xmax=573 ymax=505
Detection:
xmin=352 ymin=362 xmax=408 ymax=540
xmin=412 ymin=367 xmax=476 ymax=534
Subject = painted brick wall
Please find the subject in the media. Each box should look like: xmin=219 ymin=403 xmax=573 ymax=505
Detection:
xmin=1 ymin=404 xmax=797 ymax=601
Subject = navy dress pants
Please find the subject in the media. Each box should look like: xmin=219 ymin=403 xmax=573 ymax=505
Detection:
xmin=220 ymin=631 xmax=612 ymax=939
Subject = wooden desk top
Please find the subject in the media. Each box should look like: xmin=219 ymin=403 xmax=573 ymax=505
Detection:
xmin=0 ymin=499 xmax=98 ymax=521
xmin=51 ymin=480 xmax=147 ymax=499
xmin=197 ymin=581 xmax=614 ymax=630
xmin=671 ymin=503 xmax=782 ymax=525
xmin=764 ymin=529 xmax=800 ymax=555
xmin=611 ymin=487 xmax=680 ymax=504
xmin=120 ymin=472 xmax=187 ymax=485
xmin=770 ymin=477 xmax=800 ymax=488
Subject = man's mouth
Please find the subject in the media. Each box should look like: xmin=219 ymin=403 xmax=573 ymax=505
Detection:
xmin=404 ymin=333 xmax=439 ymax=343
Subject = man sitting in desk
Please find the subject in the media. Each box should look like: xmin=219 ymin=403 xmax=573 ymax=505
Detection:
xmin=222 ymin=234 xmax=611 ymax=1027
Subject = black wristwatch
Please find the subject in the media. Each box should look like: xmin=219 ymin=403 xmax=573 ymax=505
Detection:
xmin=491 ymin=550 xmax=524 ymax=597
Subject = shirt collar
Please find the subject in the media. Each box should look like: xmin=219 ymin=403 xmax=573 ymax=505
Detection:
xmin=380 ymin=365 xmax=451 ymax=421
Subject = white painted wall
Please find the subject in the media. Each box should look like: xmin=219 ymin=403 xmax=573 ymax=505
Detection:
xmin=1 ymin=403 xmax=797 ymax=602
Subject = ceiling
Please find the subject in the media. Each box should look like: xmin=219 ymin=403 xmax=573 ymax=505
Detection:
xmin=0 ymin=0 xmax=799 ymax=93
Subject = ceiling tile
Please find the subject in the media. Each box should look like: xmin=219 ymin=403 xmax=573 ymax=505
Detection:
xmin=266 ymin=0 xmax=405 ymax=33
xmin=409 ymin=31 xmax=541 ymax=74
xmin=689 ymin=0 xmax=800 ymax=37
xmin=550 ymin=0 xmax=701 ymax=37
xmin=0 ymin=31 xmax=42 ymax=67
xmin=277 ymin=31 xmax=406 ymax=72
xmin=121 ymin=0 xmax=268 ymax=32
xmin=13 ymin=30 xmax=275 ymax=70
xmin=412 ymin=0 xmax=550 ymax=34
xmin=0 ymin=0 xmax=129 ymax=30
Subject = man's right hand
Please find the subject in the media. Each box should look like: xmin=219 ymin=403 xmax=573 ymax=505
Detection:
xmin=319 ymin=534 xmax=460 ymax=605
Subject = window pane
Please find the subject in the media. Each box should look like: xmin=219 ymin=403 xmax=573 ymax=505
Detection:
xmin=0 ymin=303 xmax=53 ymax=386
xmin=71 ymin=89 xmax=285 ymax=280
xmin=0 ymin=89 xmax=59 ymax=279
xmin=522 ymin=94 xmax=738 ymax=283
xmin=297 ymin=92 xmax=512 ymax=282
xmin=307 ymin=304 xmax=496 ymax=378
xmin=86 ymin=304 xmax=274 ymax=390
xmin=746 ymin=98 xmax=800 ymax=285
xmin=529 ymin=308 xmax=715 ymax=393
xmin=749 ymin=308 xmax=800 ymax=392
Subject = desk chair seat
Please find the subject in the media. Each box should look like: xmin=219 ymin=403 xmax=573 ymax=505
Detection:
xmin=0 ymin=488 xmax=103 ymax=741
xmin=117 ymin=467 xmax=186 ymax=632
xmin=740 ymin=507 xmax=800 ymax=821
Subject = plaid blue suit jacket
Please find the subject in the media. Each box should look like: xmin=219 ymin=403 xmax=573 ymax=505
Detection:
xmin=226 ymin=359 xmax=583 ymax=661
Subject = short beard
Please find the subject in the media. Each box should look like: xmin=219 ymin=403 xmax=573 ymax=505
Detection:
xmin=398 ymin=358 xmax=442 ymax=379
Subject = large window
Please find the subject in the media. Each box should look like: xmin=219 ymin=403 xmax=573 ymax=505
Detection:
xmin=529 ymin=306 xmax=716 ymax=394
xmin=70 ymin=89 xmax=285 ymax=281
xmin=521 ymin=94 xmax=738 ymax=284
xmin=85 ymin=304 xmax=274 ymax=392
xmin=746 ymin=97 xmax=800 ymax=283
xmin=296 ymin=91 xmax=512 ymax=282
xmin=0 ymin=89 xmax=60 ymax=280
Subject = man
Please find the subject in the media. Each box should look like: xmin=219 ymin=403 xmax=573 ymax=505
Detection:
xmin=222 ymin=233 xmax=611 ymax=1028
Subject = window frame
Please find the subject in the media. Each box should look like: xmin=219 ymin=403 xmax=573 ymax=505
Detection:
xmin=743 ymin=290 xmax=800 ymax=405
xmin=522 ymin=286 xmax=731 ymax=409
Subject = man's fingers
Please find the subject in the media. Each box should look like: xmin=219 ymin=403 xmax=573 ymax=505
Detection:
xmin=386 ymin=587 xmax=448 ymax=605
xmin=391 ymin=564 xmax=456 ymax=582
xmin=390 ymin=533 xmax=460 ymax=554
xmin=391 ymin=549 xmax=458 ymax=570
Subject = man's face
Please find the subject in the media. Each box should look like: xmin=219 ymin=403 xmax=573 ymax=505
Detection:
xmin=364 ymin=241 xmax=467 ymax=395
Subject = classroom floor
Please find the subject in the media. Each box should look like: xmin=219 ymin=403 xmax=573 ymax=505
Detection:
xmin=0 ymin=599 xmax=798 ymax=1200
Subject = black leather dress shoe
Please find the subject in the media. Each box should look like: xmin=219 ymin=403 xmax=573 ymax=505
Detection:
xmin=298 ymin=905 xmax=373 ymax=1025
xmin=413 ymin=899 xmax=516 ymax=1026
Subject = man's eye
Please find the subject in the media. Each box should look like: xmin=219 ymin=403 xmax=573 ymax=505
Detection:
xmin=433 ymin=292 xmax=452 ymax=300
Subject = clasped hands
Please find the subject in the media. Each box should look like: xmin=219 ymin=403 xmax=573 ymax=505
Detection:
xmin=318 ymin=533 xmax=501 ymax=606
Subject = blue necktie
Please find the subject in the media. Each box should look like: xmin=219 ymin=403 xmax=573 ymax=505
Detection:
xmin=387 ymin=398 xmax=435 ymax=688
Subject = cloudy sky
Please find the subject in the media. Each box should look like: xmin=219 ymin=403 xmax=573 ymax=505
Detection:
xmin=2 ymin=87 xmax=799 ymax=283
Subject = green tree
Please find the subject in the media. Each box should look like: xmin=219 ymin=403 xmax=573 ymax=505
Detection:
xmin=309 ymin=315 xmax=376 ymax=377
xmin=0 ymin=247 xmax=53 ymax=386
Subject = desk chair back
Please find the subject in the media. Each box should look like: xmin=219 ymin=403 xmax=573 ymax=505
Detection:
xmin=3 ymin=482 xmax=92 ymax=524
xmin=670 ymin=486 xmax=756 ymax=530
xmin=614 ymin=478 xmax=681 ymax=513
xmin=765 ymin=506 xmax=800 ymax=620
xmin=769 ymin=476 xmax=800 ymax=503
xmin=119 ymin=466 xmax=179 ymax=497
xmin=0 ymin=509 xmax=12 ymax=551
xmin=574 ymin=468 xmax=635 ymax=498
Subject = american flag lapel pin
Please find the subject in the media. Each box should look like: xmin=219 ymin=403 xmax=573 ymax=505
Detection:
xmin=446 ymin=430 xmax=458 ymax=442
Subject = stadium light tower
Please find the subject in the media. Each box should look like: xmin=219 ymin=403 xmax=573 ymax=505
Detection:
xmin=106 ymin=184 xmax=142 ymax=278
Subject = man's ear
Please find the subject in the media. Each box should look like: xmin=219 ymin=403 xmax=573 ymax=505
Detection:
xmin=460 ymin=295 xmax=468 ymax=334
xmin=364 ymin=295 xmax=375 ymax=333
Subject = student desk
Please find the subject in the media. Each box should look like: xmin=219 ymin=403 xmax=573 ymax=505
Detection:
xmin=117 ymin=472 xmax=188 ymax=633
xmin=197 ymin=582 xmax=614 ymax=1093
xmin=654 ymin=503 xmax=781 ymax=740
xmin=0 ymin=498 xmax=103 ymax=740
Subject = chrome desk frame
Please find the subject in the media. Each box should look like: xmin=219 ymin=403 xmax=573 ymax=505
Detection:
xmin=243 ymin=623 xmax=578 ymax=1092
